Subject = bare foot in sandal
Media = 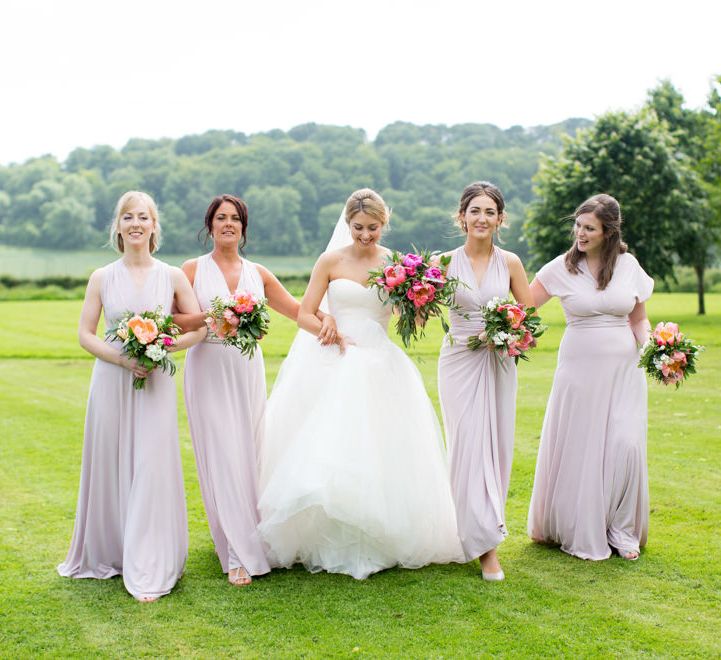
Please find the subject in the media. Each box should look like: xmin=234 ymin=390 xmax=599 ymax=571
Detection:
xmin=228 ymin=566 xmax=252 ymax=586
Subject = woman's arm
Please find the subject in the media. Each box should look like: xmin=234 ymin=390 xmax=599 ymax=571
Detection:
xmin=529 ymin=279 xmax=552 ymax=308
xmin=173 ymin=259 xmax=207 ymax=332
xmin=78 ymin=268 xmax=149 ymax=379
xmin=256 ymin=263 xmax=337 ymax=345
xmin=628 ymin=300 xmax=651 ymax=345
xmin=170 ymin=267 xmax=207 ymax=350
xmin=506 ymin=252 xmax=534 ymax=307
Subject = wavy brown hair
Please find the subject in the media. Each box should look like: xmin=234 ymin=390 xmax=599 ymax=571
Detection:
xmin=564 ymin=193 xmax=628 ymax=290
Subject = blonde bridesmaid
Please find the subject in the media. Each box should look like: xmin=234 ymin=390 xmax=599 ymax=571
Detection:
xmin=175 ymin=194 xmax=337 ymax=586
xmin=527 ymin=194 xmax=653 ymax=560
xmin=58 ymin=191 xmax=206 ymax=602
xmin=437 ymin=181 xmax=532 ymax=581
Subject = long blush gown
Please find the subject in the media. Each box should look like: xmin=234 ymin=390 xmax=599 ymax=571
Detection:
xmin=438 ymin=246 xmax=517 ymax=561
xmin=183 ymin=254 xmax=270 ymax=577
xmin=58 ymin=259 xmax=188 ymax=600
xmin=258 ymin=279 xmax=463 ymax=579
xmin=527 ymin=252 xmax=654 ymax=559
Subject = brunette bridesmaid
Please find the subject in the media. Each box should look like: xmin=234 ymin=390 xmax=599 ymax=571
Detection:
xmin=175 ymin=194 xmax=336 ymax=586
xmin=58 ymin=191 xmax=206 ymax=602
xmin=437 ymin=182 xmax=532 ymax=581
xmin=527 ymin=194 xmax=653 ymax=561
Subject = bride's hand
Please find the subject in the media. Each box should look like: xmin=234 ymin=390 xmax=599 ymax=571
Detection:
xmin=318 ymin=315 xmax=338 ymax=346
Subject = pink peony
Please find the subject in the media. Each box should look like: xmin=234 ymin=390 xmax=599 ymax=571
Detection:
xmin=233 ymin=291 xmax=257 ymax=314
xmin=498 ymin=304 xmax=527 ymax=330
xmin=517 ymin=329 xmax=535 ymax=351
xmin=406 ymin=280 xmax=436 ymax=308
xmin=654 ymin=322 xmax=680 ymax=346
xmin=506 ymin=340 xmax=522 ymax=357
xmin=424 ymin=266 xmax=445 ymax=282
xmin=383 ymin=264 xmax=407 ymax=289
xmin=223 ymin=308 xmax=241 ymax=326
xmin=402 ymin=253 xmax=423 ymax=275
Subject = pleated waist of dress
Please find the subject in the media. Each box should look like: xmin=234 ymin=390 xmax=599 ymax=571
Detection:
xmin=565 ymin=317 xmax=630 ymax=330
xmin=202 ymin=335 xmax=226 ymax=344
xmin=447 ymin=312 xmax=485 ymax=339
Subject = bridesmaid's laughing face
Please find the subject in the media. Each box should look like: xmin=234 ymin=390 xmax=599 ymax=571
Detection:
xmin=119 ymin=202 xmax=155 ymax=250
xmin=574 ymin=212 xmax=604 ymax=255
xmin=348 ymin=212 xmax=383 ymax=249
xmin=211 ymin=201 xmax=243 ymax=246
xmin=462 ymin=195 xmax=502 ymax=239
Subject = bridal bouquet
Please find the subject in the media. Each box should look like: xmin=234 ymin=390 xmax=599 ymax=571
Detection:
xmin=107 ymin=308 xmax=180 ymax=389
xmin=469 ymin=296 xmax=546 ymax=363
xmin=205 ymin=290 xmax=270 ymax=357
xmin=638 ymin=321 xmax=702 ymax=388
xmin=368 ymin=249 xmax=462 ymax=348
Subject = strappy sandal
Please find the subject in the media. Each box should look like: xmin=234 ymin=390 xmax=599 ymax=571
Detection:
xmin=228 ymin=566 xmax=252 ymax=586
xmin=135 ymin=595 xmax=158 ymax=603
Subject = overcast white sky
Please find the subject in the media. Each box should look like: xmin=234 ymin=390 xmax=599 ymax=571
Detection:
xmin=1 ymin=0 xmax=719 ymax=165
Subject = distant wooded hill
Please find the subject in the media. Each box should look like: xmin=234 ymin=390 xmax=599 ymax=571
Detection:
xmin=0 ymin=119 xmax=591 ymax=259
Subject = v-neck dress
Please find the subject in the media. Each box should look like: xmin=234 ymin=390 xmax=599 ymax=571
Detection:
xmin=183 ymin=253 xmax=270 ymax=576
xmin=527 ymin=252 xmax=654 ymax=559
xmin=58 ymin=258 xmax=188 ymax=600
xmin=437 ymin=245 xmax=517 ymax=560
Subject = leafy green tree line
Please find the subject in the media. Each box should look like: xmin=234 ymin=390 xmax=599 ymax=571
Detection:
xmin=0 ymin=120 xmax=589 ymax=258
xmin=526 ymin=78 xmax=721 ymax=314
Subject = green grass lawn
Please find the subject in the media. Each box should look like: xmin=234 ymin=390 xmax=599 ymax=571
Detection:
xmin=1 ymin=294 xmax=720 ymax=656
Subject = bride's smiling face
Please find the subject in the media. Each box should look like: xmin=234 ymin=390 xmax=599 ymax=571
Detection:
xmin=348 ymin=212 xmax=383 ymax=248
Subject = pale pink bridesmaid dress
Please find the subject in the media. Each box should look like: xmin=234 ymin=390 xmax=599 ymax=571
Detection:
xmin=438 ymin=246 xmax=518 ymax=561
xmin=183 ymin=254 xmax=270 ymax=577
xmin=58 ymin=259 xmax=188 ymax=600
xmin=527 ymin=252 xmax=654 ymax=559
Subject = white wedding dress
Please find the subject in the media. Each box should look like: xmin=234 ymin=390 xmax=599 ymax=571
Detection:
xmin=258 ymin=278 xmax=464 ymax=579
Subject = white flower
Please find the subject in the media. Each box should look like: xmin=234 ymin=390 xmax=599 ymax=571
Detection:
xmin=493 ymin=331 xmax=510 ymax=346
xmin=145 ymin=343 xmax=167 ymax=362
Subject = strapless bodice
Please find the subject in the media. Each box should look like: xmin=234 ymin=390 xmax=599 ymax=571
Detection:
xmin=327 ymin=279 xmax=392 ymax=329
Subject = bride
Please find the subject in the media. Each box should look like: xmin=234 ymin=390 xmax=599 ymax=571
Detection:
xmin=258 ymin=188 xmax=463 ymax=579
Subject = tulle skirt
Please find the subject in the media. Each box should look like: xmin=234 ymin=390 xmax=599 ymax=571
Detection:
xmin=258 ymin=319 xmax=464 ymax=579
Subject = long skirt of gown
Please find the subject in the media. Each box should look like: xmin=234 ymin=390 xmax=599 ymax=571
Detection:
xmin=184 ymin=342 xmax=270 ymax=576
xmin=438 ymin=342 xmax=517 ymax=560
xmin=57 ymin=361 xmax=188 ymax=599
xmin=258 ymin=313 xmax=463 ymax=580
xmin=527 ymin=325 xmax=649 ymax=559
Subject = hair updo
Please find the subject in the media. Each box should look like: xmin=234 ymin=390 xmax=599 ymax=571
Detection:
xmin=344 ymin=188 xmax=390 ymax=226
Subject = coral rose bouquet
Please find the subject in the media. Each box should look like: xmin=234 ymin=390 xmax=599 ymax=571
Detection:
xmin=205 ymin=290 xmax=270 ymax=357
xmin=638 ymin=322 xmax=702 ymax=388
xmin=368 ymin=250 xmax=462 ymax=348
xmin=107 ymin=308 xmax=181 ymax=389
xmin=469 ymin=296 xmax=546 ymax=363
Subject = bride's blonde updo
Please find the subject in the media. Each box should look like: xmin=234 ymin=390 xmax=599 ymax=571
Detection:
xmin=344 ymin=188 xmax=390 ymax=226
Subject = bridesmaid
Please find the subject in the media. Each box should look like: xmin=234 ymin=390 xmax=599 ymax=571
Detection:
xmin=58 ymin=191 xmax=206 ymax=602
xmin=527 ymin=194 xmax=653 ymax=561
xmin=438 ymin=181 xmax=532 ymax=581
xmin=175 ymin=194 xmax=337 ymax=587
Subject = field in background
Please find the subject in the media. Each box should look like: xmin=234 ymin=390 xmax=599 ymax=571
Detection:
xmin=0 ymin=244 xmax=316 ymax=278
xmin=1 ymin=294 xmax=720 ymax=656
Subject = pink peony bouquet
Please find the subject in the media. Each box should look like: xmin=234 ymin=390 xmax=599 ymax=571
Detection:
xmin=107 ymin=308 xmax=181 ymax=389
xmin=469 ymin=296 xmax=546 ymax=363
xmin=638 ymin=322 xmax=702 ymax=388
xmin=205 ymin=290 xmax=270 ymax=357
xmin=368 ymin=249 xmax=462 ymax=348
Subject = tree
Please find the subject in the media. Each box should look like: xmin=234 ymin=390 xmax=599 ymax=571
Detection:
xmin=645 ymin=79 xmax=721 ymax=314
xmin=525 ymin=110 xmax=703 ymax=291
